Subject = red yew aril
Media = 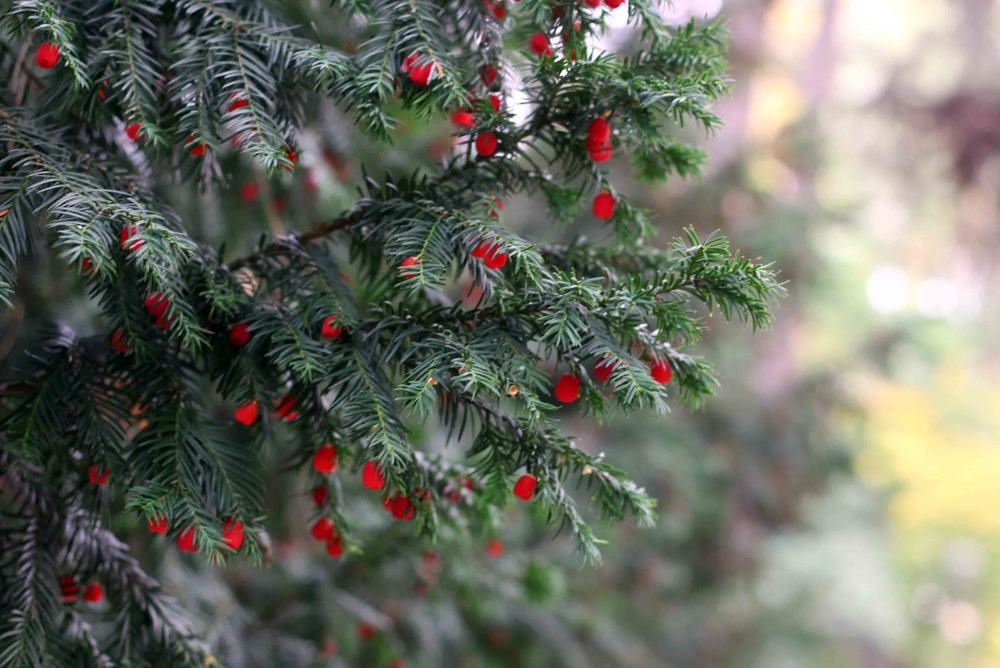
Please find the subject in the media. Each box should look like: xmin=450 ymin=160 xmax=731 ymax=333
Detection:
xmin=480 ymin=65 xmax=498 ymax=87
xmin=593 ymin=358 xmax=616 ymax=382
xmin=239 ymin=182 xmax=258 ymax=201
xmin=144 ymin=292 xmax=169 ymax=318
xmin=311 ymin=517 xmax=335 ymax=541
xmin=554 ymin=373 xmax=580 ymax=403
xmin=222 ymin=518 xmax=244 ymax=550
xmin=475 ymin=131 xmax=497 ymax=156
xmin=82 ymin=583 xmax=103 ymax=603
xmin=362 ymin=461 xmax=385 ymax=490
xmin=486 ymin=539 xmax=503 ymax=558
xmin=60 ymin=576 xmax=79 ymax=602
xmin=275 ymin=394 xmax=298 ymax=421
xmin=400 ymin=256 xmax=420 ymax=279
xmin=605 ymin=0 xmax=624 ymax=7
xmin=148 ymin=514 xmax=168 ymax=534
xmin=588 ymin=137 xmax=612 ymax=162
xmin=313 ymin=444 xmax=337 ymax=473
xmin=229 ymin=322 xmax=250 ymax=347
xmin=120 ymin=224 xmax=143 ymax=251
xmin=326 ymin=534 xmax=343 ymax=557
xmin=587 ymin=117 xmax=610 ymax=144
xmin=650 ymin=358 xmax=672 ymax=384
xmin=321 ymin=315 xmax=343 ymax=338
xmin=234 ymin=400 xmax=258 ymax=426
xmin=88 ymin=464 xmax=109 ymax=486
xmin=529 ymin=32 xmax=552 ymax=57
xmin=126 ymin=123 xmax=143 ymax=141
xmin=390 ymin=496 xmax=415 ymax=520
xmin=484 ymin=244 xmax=507 ymax=269
xmin=35 ymin=42 xmax=60 ymax=69
xmin=111 ymin=328 xmax=129 ymax=353
xmin=186 ymin=134 xmax=205 ymax=156
xmin=450 ymin=109 xmax=475 ymax=127
xmin=312 ymin=486 xmax=328 ymax=506
xmin=513 ymin=474 xmax=537 ymax=500
xmin=177 ymin=526 xmax=199 ymax=553
xmin=592 ymin=191 xmax=615 ymax=219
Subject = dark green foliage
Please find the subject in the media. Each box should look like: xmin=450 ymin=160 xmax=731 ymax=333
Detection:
xmin=0 ymin=0 xmax=783 ymax=664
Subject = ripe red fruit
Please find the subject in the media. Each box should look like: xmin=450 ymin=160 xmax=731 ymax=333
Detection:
xmin=484 ymin=244 xmax=507 ymax=269
xmin=593 ymin=358 xmax=616 ymax=382
xmin=409 ymin=59 xmax=433 ymax=86
xmin=144 ymin=292 xmax=169 ymax=317
xmin=186 ymin=134 xmax=205 ymax=156
xmin=513 ymin=473 xmax=537 ymax=500
xmin=88 ymin=464 xmax=109 ymax=486
xmin=450 ymin=109 xmax=475 ymax=128
xmin=110 ymin=328 xmax=129 ymax=353
xmin=227 ymin=94 xmax=248 ymax=113
xmin=60 ymin=575 xmax=79 ymax=602
xmin=485 ymin=539 xmax=503 ymax=558
xmin=475 ymin=131 xmax=497 ymax=156
xmin=311 ymin=517 xmax=335 ymax=541
xmin=361 ymin=461 xmax=385 ymax=490
xmin=583 ymin=0 xmax=601 ymax=7
xmin=325 ymin=533 xmax=343 ymax=557
xmin=120 ymin=224 xmax=143 ymax=251
xmin=554 ymin=373 xmax=580 ymax=403
xmin=177 ymin=526 xmax=199 ymax=553
xmin=488 ymin=93 xmax=501 ymax=112
xmin=35 ymin=42 xmax=59 ymax=69
xmin=81 ymin=257 xmax=95 ymax=275
xmin=275 ymin=394 xmax=298 ymax=421
xmin=234 ymin=400 xmax=258 ymax=426
xmin=358 ymin=622 xmax=376 ymax=640
xmin=222 ymin=518 xmax=244 ymax=550
xmin=588 ymin=137 xmax=612 ymax=162
xmin=587 ymin=117 xmax=610 ymax=144
xmin=312 ymin=485 xmax=328 ymax=506
xmin=480 ymin=65 xmax=498 ymax=87
xmin=400 ymin=256 xmax=420 ymax=279
xmin=529 ymin=32 xmax=552 ymax=57
xmin=650 ymin=358 xmax=672 ymax=384
xmin=604 ymin=0 xmax=623 ymax=7
xmin=126 ymin=123 xmax=143 ymax=141
xmin=592 ymin=191 xmax=615 ymax=219
xmin=239 ymin=182 xmax=258 ymax=202
xmin=313 ymin=444 xmax=337 ymax=473
xmin=321 ymin=315 xmax=343 ymax=338
xmin=148 ymin=514 xmax=168 ymax=534
xmin=390 ymin=496 xmax=415 ymax=520
xmin=82 ymin=583 xmax=102 ymax=603
xmin=283 ymin=146 xmax=298 ymax=171
xmin=491 ymin=1 xmax=506 ymax=19
xmin=471 ymin=238 xmax=491 ymax=258
xmin=229 ymin=322 xmax=250 ymax=347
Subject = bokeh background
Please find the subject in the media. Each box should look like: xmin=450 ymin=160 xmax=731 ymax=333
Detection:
xmin=60 ymin=0 xmax=999 ymax=666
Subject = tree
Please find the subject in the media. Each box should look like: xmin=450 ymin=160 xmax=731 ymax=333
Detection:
xmin=0 ymin=0 xmax=783 ymax=665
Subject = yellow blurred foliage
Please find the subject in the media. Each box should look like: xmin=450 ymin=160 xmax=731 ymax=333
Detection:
xmin=859 ymin=378 xmax=1000 ymax=534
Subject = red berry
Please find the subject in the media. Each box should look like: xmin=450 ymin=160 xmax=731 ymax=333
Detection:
xmin=361 ymin=461 xmax=385 ymax=490
xmin=311 ymin=517 xmax=335 ymax=541
xmin=588 ymin=137 xmax=612 ymax=162
xmin=177 ymin=526 xmax=199 ymax=553
xmin=81 ymin=257 xmax=95 ymax=275
xmin=186 ymin=135 xmax=205 ymax=156
xmin=475 ymin=132 xmax=497 ymax=157
xmin=325 ymin=533 xmax=343 ymax=557
xmin=400 ymin=256 xmax=420 ymax=279
xmin=529 ymin=32 xmax=552 ymax=57
xmin=587 ymin=117 xmax=610 ymax=144
xmin=229 ymin=322 xmax=250 ymax=347
xmin=148 ymin=514 xmax=169 ymax=534
xmin=88 ymin=464 xmax=109 ymax=486
xmin=480 ymin=65 xmax=498 ymax=87
xmin=275 ymin=394 xmax=298 ymax=421
xmin=283 ymin=146 xmax=297 ymax=171
xmin=488 ymin=94 xmax=501 ymax=112
xmin=227 ymin=94 xmax=248 ymax=113
xmin=554 ymin=373 xmax=580 ymax=403
xmin=82 ymin=583 xmax=102 ymax=603
xmin=222 ymin=518 xmax=244 ymax=551
xmin=450 ymin=109 xmax=475 ymax=128
xmin=35 ymin=42 xmax=59 ymax=69
xmin=358 ymin=622 xmax=376 ymax=640
xmin=471 ymin=238 xmax=491 ymax=258
xmin=390 ymin=495 xmax=415 ymax=520
xmin=593 ymin=358 xmax=616 ymax=382
xmin=120 ymin=224 xmax=143 ymax=251
xmin=650 ymin=358 xmax=672 ymax=384
xmin=313 ymin=444 xmax=337 ymax=473
xmin=312 ymin=485 xmax=328 ymax=506
xmin=126 ymin=123 xmax=143 ymax=141
xmin=592 ymin=191 xmax=615 ymax=219
xmin=583 ymin=0 xmax=601 ymax=7
xmin=110 ymin=328 xmax=129 ymax=353
xmin=513 ymin=473 xmax=537 ymax=500
xmin=239 ymin=182 xmax=258 ymax=202
xmin=484 ymin=244 xmax=507 ymax=269
xmin=321 ymin=315 xmax=343 ymax=338
xmin=485 ymin=539 xmax=503 ymax=558
xmin=234 ymin=400 xmax=258 ymax=426
xmin=491 ymin=1 xmax=506 ymax=19
xmin=410 ymin=60 xmax=433 ymax=86
xmin=144 ymin=292 xmax=169 ymax=317
xmin=60 ymin=575 xmax=79 ymax=602
xmin=604 ymin=0 xmax=623 ymax=7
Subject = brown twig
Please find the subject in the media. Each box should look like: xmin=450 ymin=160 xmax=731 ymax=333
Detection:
xmin=224 ymin=209 xmax=364 ymax=272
